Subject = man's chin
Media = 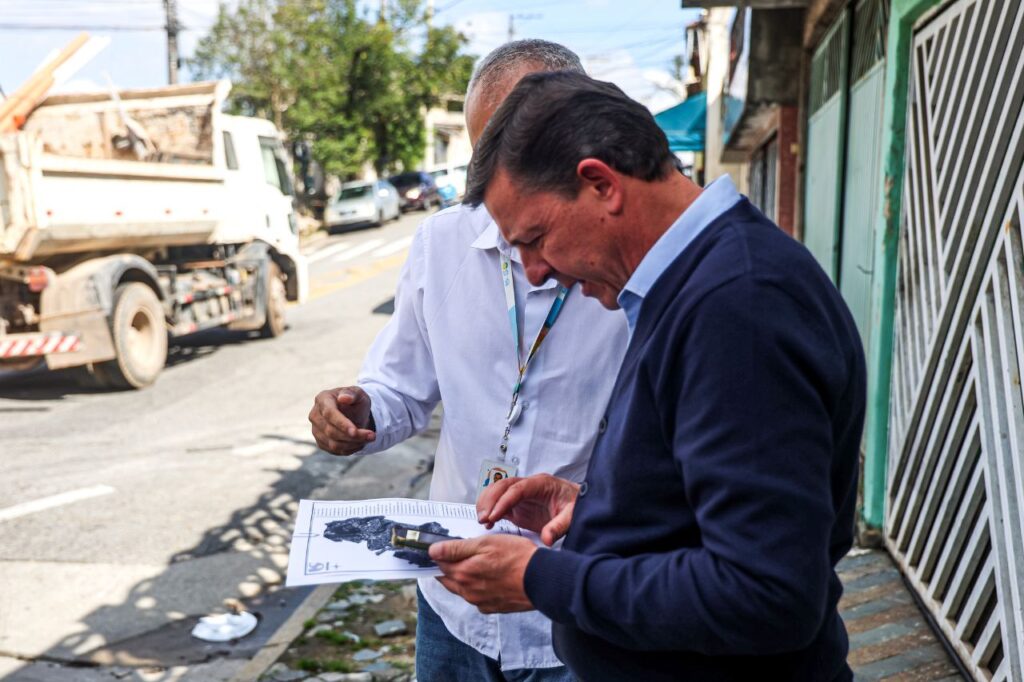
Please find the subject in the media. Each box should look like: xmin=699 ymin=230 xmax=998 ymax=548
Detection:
xmin=580 ymin=281 xmax=620 ymax=310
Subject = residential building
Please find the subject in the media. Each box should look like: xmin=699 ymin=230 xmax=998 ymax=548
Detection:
xmin=685 ymin=0 xmax=1024 ymax=677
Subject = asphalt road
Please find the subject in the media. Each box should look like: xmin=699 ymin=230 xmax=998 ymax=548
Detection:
xmin=0 ymin=210 xmax=435 ymax=681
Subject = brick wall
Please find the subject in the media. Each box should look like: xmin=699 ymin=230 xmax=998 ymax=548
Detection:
xmin=775 ymin=105 xmax=800 ymax=236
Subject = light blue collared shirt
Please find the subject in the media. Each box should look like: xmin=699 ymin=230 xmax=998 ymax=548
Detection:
xmin=617 ymin=174 xmax=742 ymax=334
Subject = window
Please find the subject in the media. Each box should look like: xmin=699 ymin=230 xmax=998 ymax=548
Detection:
xmin=338 ymin=185 xmax=372 ymax=200
xmin=259 ymin=136 xmax=294 ymax=196
xmin=223 ymin=131 xmax=239 ymax=170
xmin=748 ymin=136 xmax=778 ymax=222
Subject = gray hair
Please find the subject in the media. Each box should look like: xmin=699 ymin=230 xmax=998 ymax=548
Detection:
xmin=465 ymin=71 xmax=674 ymax=207
xmin=467 ymin=39 xmax=584 ymax=107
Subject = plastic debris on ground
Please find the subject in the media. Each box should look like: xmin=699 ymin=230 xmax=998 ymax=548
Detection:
xmin=190 ymin=610 xmax=258 ymax=642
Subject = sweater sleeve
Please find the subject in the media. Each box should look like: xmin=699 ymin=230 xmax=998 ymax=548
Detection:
xmin=525 ymin=276 xmax=850 ymax=655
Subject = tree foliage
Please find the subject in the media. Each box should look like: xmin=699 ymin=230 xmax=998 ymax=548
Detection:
xmin=190 ymin=0 xmax=474 ymax=177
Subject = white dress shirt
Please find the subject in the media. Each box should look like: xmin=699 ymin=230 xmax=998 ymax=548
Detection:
xmin=357 ymin=203 xmax=629 ymax=670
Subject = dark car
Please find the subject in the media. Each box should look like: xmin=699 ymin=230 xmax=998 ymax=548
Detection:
xmin=387 ymin=171 xmax=441 ymax=212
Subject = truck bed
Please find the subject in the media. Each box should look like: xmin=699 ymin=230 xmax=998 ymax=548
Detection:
xmin=0 ymin=81 xmax=230 ymax=261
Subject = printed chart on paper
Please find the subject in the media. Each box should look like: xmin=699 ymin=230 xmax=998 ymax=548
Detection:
xmin=286 ymin=497 xmax=535 ymax=586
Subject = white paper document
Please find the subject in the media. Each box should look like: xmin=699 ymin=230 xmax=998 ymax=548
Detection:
xmin=286 ymin=497 xmax=535 ymax=586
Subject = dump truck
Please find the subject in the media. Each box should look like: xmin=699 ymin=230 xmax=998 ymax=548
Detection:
xmin=0 ymin=80 xmax=307 ymax=388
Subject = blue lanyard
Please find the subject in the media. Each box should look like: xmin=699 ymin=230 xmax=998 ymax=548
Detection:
xmin=498 ymin=251 xmax=571 ymax=456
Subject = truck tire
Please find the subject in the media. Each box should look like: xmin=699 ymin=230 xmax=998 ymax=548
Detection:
xmin=94 ymin=282 xmax=167 ymax=389
xmin=261 ymin=262 xmax=287 ymax=338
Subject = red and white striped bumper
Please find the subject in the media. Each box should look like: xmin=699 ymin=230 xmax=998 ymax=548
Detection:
xmin=0 ymin=333 xmax=80 ymax=358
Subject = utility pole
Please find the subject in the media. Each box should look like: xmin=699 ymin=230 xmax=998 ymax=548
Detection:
xmin=507 ymin=13 xmax=542 ymax=42
xmin=163 ymin=0 xmax=179 ymax=84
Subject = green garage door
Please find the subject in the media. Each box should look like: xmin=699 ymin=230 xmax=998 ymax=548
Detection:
xmin=839 ymin=0 xmax=889 ymax=359
xmin=804 ymin=9 xmax=849 ymax=279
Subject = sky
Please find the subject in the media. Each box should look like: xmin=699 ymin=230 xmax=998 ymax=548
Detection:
xmin=0 ymin=0 xmax=701 ymax=114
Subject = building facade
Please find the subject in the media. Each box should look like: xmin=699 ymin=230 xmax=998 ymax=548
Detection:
xmin=687 ymin=0 xmax=1024 ymax=677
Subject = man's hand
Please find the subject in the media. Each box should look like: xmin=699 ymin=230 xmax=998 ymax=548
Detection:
xmin=477 ymin=474 xmax=579 ymax=547
xmin=308 ymin=386 xmax=376 ymax=456
xmin=430 ymin=535 xmax=538 ymax=613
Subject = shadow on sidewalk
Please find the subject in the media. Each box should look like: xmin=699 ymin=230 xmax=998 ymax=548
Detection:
xmin=0 ymin=413 xmax=439 ymax=682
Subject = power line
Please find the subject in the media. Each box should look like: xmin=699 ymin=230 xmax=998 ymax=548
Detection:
xmin=0 ymin=23 xmax=189 ymax=31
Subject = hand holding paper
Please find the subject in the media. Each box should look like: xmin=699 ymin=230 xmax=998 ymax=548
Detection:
xmin=430 ymin=534 xmax=538 ymax=613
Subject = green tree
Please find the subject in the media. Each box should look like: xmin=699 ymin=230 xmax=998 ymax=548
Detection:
xmin=190 ymin=0 xmax=473 ymax=178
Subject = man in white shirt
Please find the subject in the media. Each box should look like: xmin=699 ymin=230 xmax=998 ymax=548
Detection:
xmin=308 ymin=40 xmax=628 ymax=682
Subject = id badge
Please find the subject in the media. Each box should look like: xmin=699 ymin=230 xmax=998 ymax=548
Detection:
xmin=477 ymin=458 xmax=518 ymax=499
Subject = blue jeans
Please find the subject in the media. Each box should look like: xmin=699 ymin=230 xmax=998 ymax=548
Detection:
xmin=416 ymin=588 xmax=575 ymax=682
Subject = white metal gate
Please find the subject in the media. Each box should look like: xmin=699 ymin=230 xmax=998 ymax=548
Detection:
xmin=885 ymin=0 xmax=1024 ymax=679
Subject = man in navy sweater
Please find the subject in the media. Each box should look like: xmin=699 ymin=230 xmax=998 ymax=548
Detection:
xmin=428 ymin=71 xmax=866 ymax=681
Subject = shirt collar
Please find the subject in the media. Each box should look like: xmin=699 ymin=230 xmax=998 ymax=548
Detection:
xmin=617 ymin=174 xmax=742 ymax=333
xmin=469 ymin=219 xmax=512 ymax=257
xmin=471 ymin=218 xmax=559 ymax=291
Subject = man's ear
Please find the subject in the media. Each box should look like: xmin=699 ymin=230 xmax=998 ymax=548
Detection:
xmin=576 ymin=158 xmax=623 ymax=213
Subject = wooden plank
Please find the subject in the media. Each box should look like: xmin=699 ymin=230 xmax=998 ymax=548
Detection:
xmin=38 ymin=80 xmax=224 ymax=107
xmin=0 ymin=33 xmax=89 ymax=132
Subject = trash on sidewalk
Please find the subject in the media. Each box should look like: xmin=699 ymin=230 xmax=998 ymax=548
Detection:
xmin=190 ymin=610 xmax=258 ymax=642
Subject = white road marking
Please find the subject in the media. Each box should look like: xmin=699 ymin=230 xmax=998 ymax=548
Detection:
xmin=371 ymin=235 xmax=414 ymax=257
xmin=307 ymin=240 xmax=354 ymax=264
xmin=0 ymin=485 xmax=116 ymax=522
xmin=330 ymin=238 xmax=386 ymax=263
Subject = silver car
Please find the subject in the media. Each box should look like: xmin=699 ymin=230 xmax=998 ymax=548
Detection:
xmin=325 ymin=180 xmax=400 ymax=231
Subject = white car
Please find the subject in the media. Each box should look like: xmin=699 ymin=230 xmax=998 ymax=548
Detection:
xmin=325 ymin=180 xmax=400 ymax=231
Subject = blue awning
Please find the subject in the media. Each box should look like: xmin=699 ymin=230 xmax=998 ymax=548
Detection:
xmin=654 ymin=92 xmax=706 ymax=152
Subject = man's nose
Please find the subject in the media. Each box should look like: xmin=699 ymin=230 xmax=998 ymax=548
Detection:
xmin=521 ymin=252 xmax=553 ymax=286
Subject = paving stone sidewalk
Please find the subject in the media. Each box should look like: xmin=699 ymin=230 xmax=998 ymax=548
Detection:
xmin=839 ymin=548 xmax=964 ymax=680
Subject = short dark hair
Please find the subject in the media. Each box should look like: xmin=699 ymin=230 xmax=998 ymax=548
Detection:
xmin=465 ymin=71 xmax=675 ymax=207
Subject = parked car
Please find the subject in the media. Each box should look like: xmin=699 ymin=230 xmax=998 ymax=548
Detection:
xmin=388 ymin=171 xmax=441 ymax=211
xmin=428 ymin=167 xmax=462 ymax=207
xmin=324 ymin=180 xmax=400 ymax=232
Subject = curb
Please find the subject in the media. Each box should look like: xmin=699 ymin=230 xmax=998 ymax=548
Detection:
xmin=229 ymin=457 xmax=364 ymax=682
xmin=230 ymin=583 xmax=336 ymax=682
xmin=231 ymin=429 xmax=436 ymax=681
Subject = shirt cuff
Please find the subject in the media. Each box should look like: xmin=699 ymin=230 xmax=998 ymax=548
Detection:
xmin=355 ymin=384 xmax=395 ymax=455
xmin=524 ymin=547 xmax=585 ymax=624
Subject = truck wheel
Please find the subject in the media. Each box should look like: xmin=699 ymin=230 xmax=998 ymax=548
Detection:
xmin=95 ymin=282 xmax=168 ymax=389
xmin=261 ymin=262 xmax=287 ymax=338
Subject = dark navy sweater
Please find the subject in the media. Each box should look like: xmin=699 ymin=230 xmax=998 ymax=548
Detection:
xmin=524 ymin=200 xmax=865 ymax=681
